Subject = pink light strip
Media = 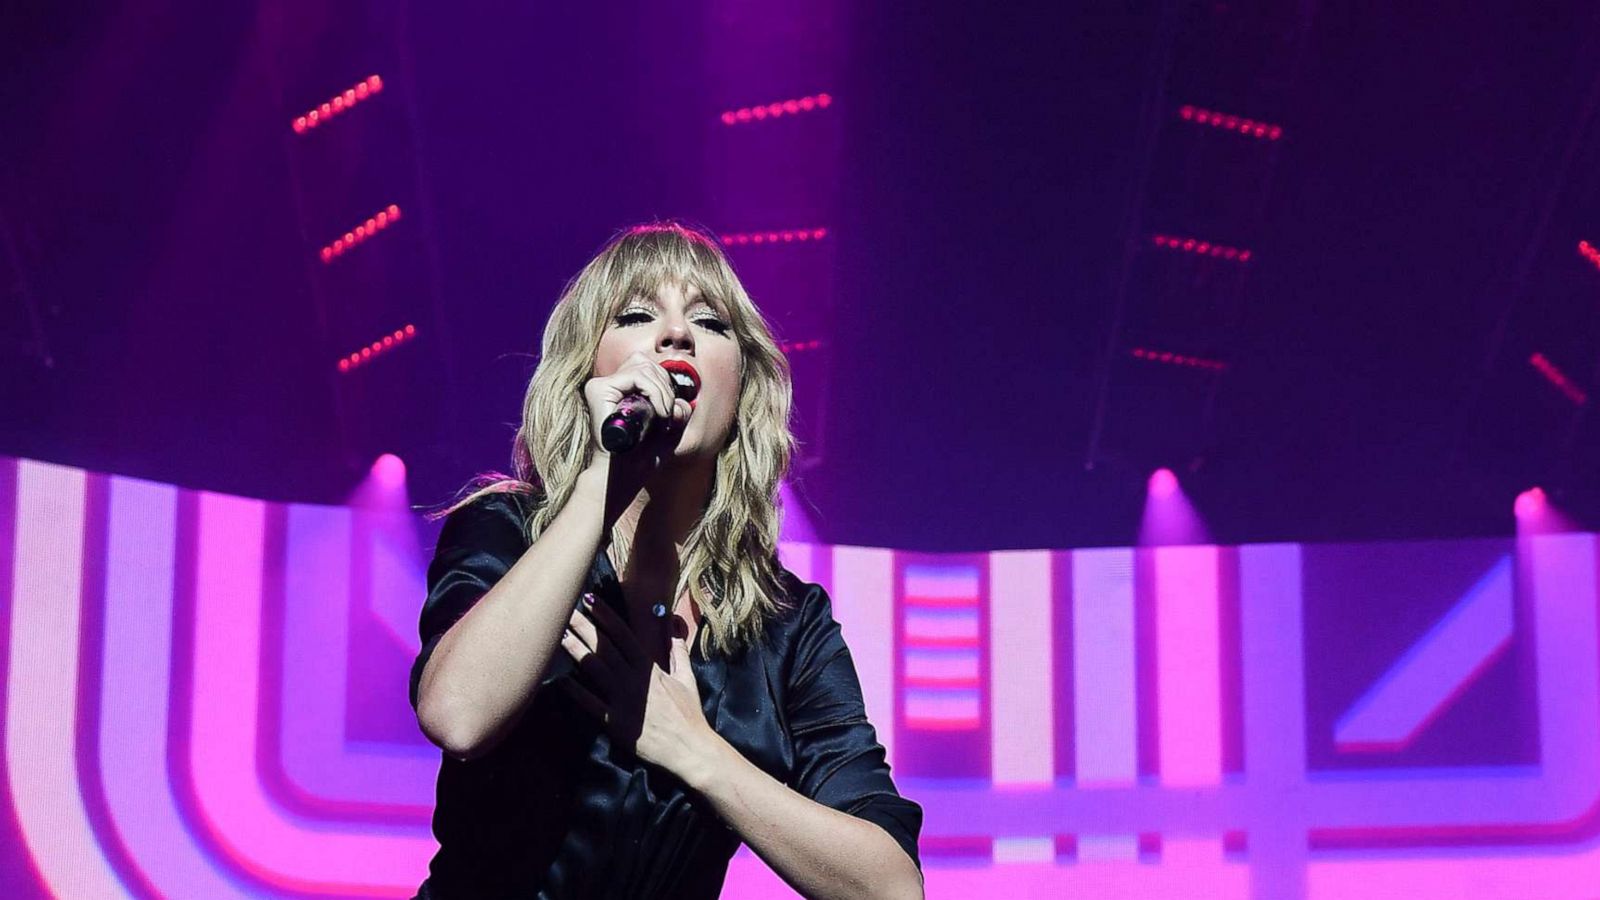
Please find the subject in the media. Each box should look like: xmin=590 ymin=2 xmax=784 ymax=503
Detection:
xmin=1151 ymin=233 xmax=1252 ymax=262
xmin=989 ymin=551 xmax=1055 ymax=786
xmin=828 ymin=546 xmax=898 ymax=762
xmin=4 ymin=461 xmax=130 ymax=897
xmin=778 ymin=338 xmax=824 ymax=355
xmin=1529 ymin=352 xmax=1589 ymax=406
xmin=719 ymin=93 xmax=832 ymax=125
xmin=1177 ymin=104 xmax=1283 ymax=140
xmin=720 ymin=228 xmax=828 ymax=245
xmin=1579 ymin=240 xmax=1600 ymax=272
xmin=292 ymin=75 xmax=383 ymax=134
xmin=1154 ymin=546 xmax=1223 ymax=787
xmin=320 ymin=204 xmax=402 ymax=263
xmin=339 ymin=324 xmax=417 ymax=372
xmin=188 ymin=491 xmax=432 ymax=894
xmin=1130 ymin=347 xmax=1229 ymax=372
xmin=102 ymin=475 xmax=256 ymax=897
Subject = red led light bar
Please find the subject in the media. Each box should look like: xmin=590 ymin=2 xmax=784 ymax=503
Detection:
xmin=1151 ymin=233 xmax=1252 ymax=262
xmin=338 ymin=324 xmax=417 ymax=372
xmin=719 ymin=93 xmax=832 ymax=126
xmin=1529 ymin=352 xmax=1589 ymax=406
xmin=293 ymin=75 xmax=384 ymax=134
xmin=319 ymin=204 xmax=402 ymax=262
xmin=1177 ymin=104 xmax=1283 ymax=141
xmin=778 ymin=339 xmax=824 ymax=355
xmin=1580 ymin=240 xmax=1600 ymax=273
xmin=1129 ymin=346 xmax=1229 ymax=371
xmin=720 ymin=228 xmax=828 ymax=246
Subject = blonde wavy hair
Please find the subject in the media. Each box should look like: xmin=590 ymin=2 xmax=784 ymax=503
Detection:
xmin=436 ymin=221 xmax=797 ymax=659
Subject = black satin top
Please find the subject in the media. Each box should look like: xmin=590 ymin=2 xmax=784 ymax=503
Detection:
xmin=408 ymin=490 xmax=923 ymax=899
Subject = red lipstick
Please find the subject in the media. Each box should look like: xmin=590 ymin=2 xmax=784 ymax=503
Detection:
xmin=659 ymin=359 xmax=701 ymax=408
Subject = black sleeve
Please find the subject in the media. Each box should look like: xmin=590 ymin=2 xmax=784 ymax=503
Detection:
xmin=408 ymin=491 xmax=534 ymax=711
xmin=784 ymin=580 xmax=924 ymax=872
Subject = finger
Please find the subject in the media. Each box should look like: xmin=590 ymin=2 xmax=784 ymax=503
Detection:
xmin=629 ymin=360 xmax=673 ymax=418
xmin=565 ymin=606 xmax=602 ymax=653
xmin=556 ymin=677 xmax=609 ymax=724
xmin=580 ymin=596 xmax=647 ymax=667
xmin=668 ymin=635 xmax=693 ymax=682
xmin=560 ymin=626 xmax=618 ymax=684
xmin=672 ymin=398 xmax=691 ymax=423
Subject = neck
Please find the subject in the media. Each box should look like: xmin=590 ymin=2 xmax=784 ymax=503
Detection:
xmin=610 ymin=456 xmax=715 ymax=579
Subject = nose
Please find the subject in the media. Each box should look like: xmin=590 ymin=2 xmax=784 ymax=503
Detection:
xmin=657 ymin=316 xmax=694 ymax=353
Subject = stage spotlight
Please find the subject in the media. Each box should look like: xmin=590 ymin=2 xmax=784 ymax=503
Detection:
xmin=1148 ymin=467 xmax=1179 ymax=500
xmin=1513 ymin=486 xmax=1546 ymax=519
xmin=372 ymin=453 xmax=407 ymax=491
xmin=1140 ymin=467 xmax=1209 ymax=546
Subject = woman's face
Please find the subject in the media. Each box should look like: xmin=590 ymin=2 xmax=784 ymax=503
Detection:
xmin=592 ymin=279 xmax=742 ymax=462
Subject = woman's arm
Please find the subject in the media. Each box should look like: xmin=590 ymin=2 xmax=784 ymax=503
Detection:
xmin=414 ymin=465 xmax=611 ymax=760
xmin=681 ymin=735 xmax=924 ymax=900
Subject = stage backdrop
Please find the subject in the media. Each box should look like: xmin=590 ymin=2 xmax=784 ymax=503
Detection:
xmin=2 ymin=454 xmax=1598 ymax=899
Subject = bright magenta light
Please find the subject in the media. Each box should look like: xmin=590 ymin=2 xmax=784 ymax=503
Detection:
xmin=1178 ymin=104 xmax=1283 ymax=141
xmin=1514 ymin=487 xmax=1547 ymax=518
xmin=371 ymin=454 xmax=407 ymax=490
xmin=720 ymin=92 xmax=833 ymax=126
xmin=291 ymin=74 xmax=384 ymax=134
xmin=1148 ymin=468 xmax=1180 ymax=500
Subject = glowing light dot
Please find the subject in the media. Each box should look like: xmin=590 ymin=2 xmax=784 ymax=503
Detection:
xmin=1149 ymin=468 xmax=1180 ymax=499
xmin=817 ymin=93 xmax=832 ymax=107
xmin=721 ymin=112 xmax=735 ymax=124
xmin=1515 ymin=487 xmax=1547 ymax=518
xmin=404 ymin=324 xmax=416 ymax=335
xmin=368 ymin=75 xmax=383 ymax=92
xmin=372 ymin=453 xmax=407 ymax=490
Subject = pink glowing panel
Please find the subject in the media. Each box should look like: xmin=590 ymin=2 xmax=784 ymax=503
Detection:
xmin=825 ymin=545 xmax=898 ymax=762
xmin=4 ymin=461 xmax=129 ymax=897
xmin=904 ymin=647 xmax=981 ymax=684
xmin=1154 ymin=545 xmax=1223 ymax=786
xmin=187 ymin=491 xmax=432 ymax=895
xmin=904 ymin=608 xmax=980 ymax=643
xmin=905 ymin=688 xmax=982 ymax=728
xmin=102 ymin=475 xmax=258 ymax=897
xmin=988 ymin=550 xmax=1055 ymax=786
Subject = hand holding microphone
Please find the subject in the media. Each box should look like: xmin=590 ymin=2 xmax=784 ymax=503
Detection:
xmin=582 ymin=352 xmax=700 ymax=456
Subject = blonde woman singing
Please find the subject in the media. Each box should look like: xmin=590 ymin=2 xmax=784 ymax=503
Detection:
xmin=409 ymin=222 xmax=923 ymax=899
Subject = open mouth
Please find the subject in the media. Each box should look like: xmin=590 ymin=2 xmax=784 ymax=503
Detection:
xmin=659 ymin=359 xmax=701 ymax=405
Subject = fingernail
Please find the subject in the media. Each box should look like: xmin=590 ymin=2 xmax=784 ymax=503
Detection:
xmin=581 ymin=593 xmax=594 ymax=607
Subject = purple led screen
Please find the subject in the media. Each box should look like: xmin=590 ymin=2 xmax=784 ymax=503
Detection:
xmin=4 ymin=454 xmax=1600 ymax=898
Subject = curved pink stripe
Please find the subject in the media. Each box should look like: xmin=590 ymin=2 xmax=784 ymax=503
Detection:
xmin=187 ymin=491 xmax=432 ymax=895
xmin=100 ymin=476 xmax=260 ymax=898
xmin=3 ymin=460 xmax=129 ymax=897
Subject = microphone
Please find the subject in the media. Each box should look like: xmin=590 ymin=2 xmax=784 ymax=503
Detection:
xmin=599 ymin=393 xmax=658 ymax=453
xmin=599 ymin=360 xmax=700 ymax=453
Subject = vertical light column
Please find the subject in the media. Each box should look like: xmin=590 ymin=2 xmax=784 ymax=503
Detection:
xmin=1072 ymin=547 xmax=1139 ymax=860
xmin=989 ymin=549 xmax=1055 ymax=863
xmin=5 ymin=461 xmax=128 ymax=897
xmin=1155 ymin=545 xmax=1224 ymax=867
xmin=828 ymin=546 xmax=897 ymax=763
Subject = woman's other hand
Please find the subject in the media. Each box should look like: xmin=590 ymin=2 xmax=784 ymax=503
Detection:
xmin=557 ymin=594 xmax=714 ymax=777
